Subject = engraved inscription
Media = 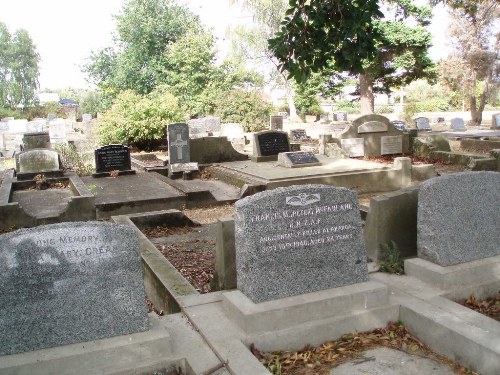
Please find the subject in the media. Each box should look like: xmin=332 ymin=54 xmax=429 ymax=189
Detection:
xmin=257 ymin=132 xmax=290 ymax=156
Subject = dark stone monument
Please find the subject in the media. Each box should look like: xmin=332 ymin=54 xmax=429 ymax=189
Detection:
xmin=270 ymin=115 xmax=284 ymax=131
xmin=94 ymin=144 xmax=134 ymax=177
xmin=0 ymin=222 xmax=149 ymax=355
xmin=277 ymin=151 xmax=321 ymax=168
xmin=417 ymin=172 xmax=500 ymax=266
xmin=168 ymin=123 xmax=190 ymax=164
xmin=414 ymin=117 xmax=431 ymax=130
xmin=252 ymin=130 xmax=290 ymax=162
xmin=235 ymin=185 xmax=368 ymax=303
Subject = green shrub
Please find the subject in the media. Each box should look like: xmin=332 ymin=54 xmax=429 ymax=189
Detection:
xmin=54 ymin=144 xmax=94 ymax=177
xmin=97 ymin=87 xmax=184 ymax=150
xmin=378 ymin=241 xmax=404 ymax=275
xmin=212 ymin=90 xmax=272 ymax=132
xmin=0 ymin=108 xmax=22 ymax=119
xmin=375 ymin=104 xmax=394 ymax=114
xmin=334 ymin=99 xmax=360 ymax=114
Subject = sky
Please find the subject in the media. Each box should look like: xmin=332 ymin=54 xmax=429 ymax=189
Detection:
xmin=0 ymin=0 xmax=449 ymax=90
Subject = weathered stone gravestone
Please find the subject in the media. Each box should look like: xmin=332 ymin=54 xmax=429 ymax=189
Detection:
xmin=491 ymin=113 xmax=500 ymax=129
xmin=334 ymin=112 xmax=348 ymax=121
xmin=16 ymin=149 xmax=62 ymax=178
xmin=450 ymin=117 xmax=466 ymax=131
xmin=417 ymin=172 xmax=500 ymax=266
xmin=168 ymin=123 xmax=190 ymax=164
xmin=235 ymin=185 xmax=368 ymax=303
xmin=0 ymin=222 xmax=148 ymax=356
xmin=48 ymin=118 xmax=68 ymax=144
xmin=94 ymin=144 xmax=133 ymax=174
xmin=277 ymin=151 xmax=320 ymax=168
xmin=26 ymin=120 xmax=44 ymax=133
xmin=22 ymin=132 xmax=51 ymax=150
xmin=82 ymin=113 xmax=93 ymax=123
xmin=320 ymin=114 xmax=329 ymax=122
xmin=7 ymin=119 xmax=28 ymax=134
xmin=431 ymin=116 xmax=445 ymax=124
xmin=270 ymin=115 xmax=284 ymax=130
xmin=414 ymin=117 xmax=431 ymax=130
xmin=0 ymin=121 xmax=7 ymax=131
xmin=187 ymin=116 xmax=221 ymax=135
xmin=335 ymin=114 xmax=408 ymax=157
xmin=252 ymin=130 xmax=290 ymax=161
xmin=290 ymin=129 xmax=308 ymax=141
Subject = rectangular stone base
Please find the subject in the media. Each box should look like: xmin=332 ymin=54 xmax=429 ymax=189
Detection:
xmin=250 ymin=155 xmax=278 ymax=162
xmin=405 ymin=255 xmax=500 ymax=290
xmin=92 ymin=169 xmax=136 ymax=178
xmin=222 ymin=281 xmax=389 ymax=334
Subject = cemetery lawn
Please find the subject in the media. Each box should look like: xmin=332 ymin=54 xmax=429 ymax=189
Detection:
xmin=458 ymin=292 xmax=500 ymax=321
xmin=252 ymin=322 xmax=478 ymax=375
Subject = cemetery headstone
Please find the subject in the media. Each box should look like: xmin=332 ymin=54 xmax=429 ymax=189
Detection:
xmin=270 ymin=115 xmax=284 ymax=131
xmin=253 ymin=130 xmax=290 ymax=158
xmin=278 ymin=111 xmax=288 ymax=119
xmin=414 ymin=117 xmax=431 ymax=130
xmin=0 ymin=122 xmax=7 ymax=131
xmin=290 ymin=129 xmax=308 ymax=141
xmin=277 ymin=151 xmax=320 ymax=168
xmin=320 ymin=114 xmax=329 ymax=122
xmin=391 ymin=120 xmax=406 ymax=132
xmin=16 ymin=149 xmax=61 ymax=176
xmin=431 ymin=116 xmax=445 ymax=124
xmin=22 ymin=132 xmax=51 ymax=150
xmin=168 ymin=123 xmax=190 ymax=164
xmin=26 ymin=120 xmax=44 ymax=133
xmin=187 ymin=116 xmax=221 ymax=135
xmin=47 ymin=113 xmax=57 ymax=121
xmin=48 ymin=118 xmax=67 ymax=144
xmin=325 ymin=143 xmax=349 ymax=160
xmin=235 ymin=185 xmax=368 ymax=303
xmin=335 ymin=114 xmax=407 ymax=157
xmin=417 ymin=172 xmax=500 ymax=266
xmin=491 ymin=113 xmax=500 ymax=129
xmin=0 ymin=222 xmax=149 ymax=355
xmin=334 ymin=112 xmax=348 ymax=121
xmin=221 ymin=123 xmax=245 ymax=142
xmin=82 ymin=113 xmax=92 ymax=123
xmin=7 ymin=119 xmax=28 ymax=134
xmin=94 ymin=144 xmax=133 ymax=174
xmin=450 ymin=117 xmax=466 ymax=131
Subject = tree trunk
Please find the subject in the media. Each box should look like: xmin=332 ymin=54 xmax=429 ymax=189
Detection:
xmin=469 ymin=82 xmax=488 ymax=126
xmin=359 ymin=74 xmax=374 ymax=115
xmin=287 ymin=92 xmax=299 ymax=122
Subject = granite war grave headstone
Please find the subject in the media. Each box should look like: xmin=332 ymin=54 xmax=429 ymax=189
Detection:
xmin=168 ymin=123 xmax=190 ymax=164
xmin=0 ymin=222 xmax=149 ymax=355
xmin=235 ymin=185 xmax=368 ymax=303
xmin=414 ymin=117 xmax=431 ymax=130
xmin=417 ymin=172 xmax=500 ymax=266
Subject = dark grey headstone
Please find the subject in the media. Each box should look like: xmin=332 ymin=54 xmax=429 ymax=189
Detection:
xmin=94 ymin=144 xmax=132 ymax=173
xmin=22 ymin=132 xmax=51 ymax=150
xmin=0 ymin=222 xmax=148 ymax=355
xmin=290 ymin=129 xmax=308 ymax=141
xmin=235 ymin=185 xmax=368 ymax=303
xmin=253 ymin=130 xmax=290 ymax=157
xmin=270 ymin=115 xmax=284 ymax=130
xmin=414 ymin=117 xmax=430 ymax=130
xmin=417 ymin=172 xmax=500 ymax=266
xmin=450 ymin=117 xmax=466 ymax=130
xmin=16 ymin=149 xmax=61 ymax=174
xmin=491 ymin=113 xmax=500 ymax=128
xmin=168 ymin=123 xmax=190 ymax=164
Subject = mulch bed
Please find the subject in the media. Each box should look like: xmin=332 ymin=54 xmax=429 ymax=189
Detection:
xmin=252 ymin=322 xmax=478 ymax=375
xmin=144 ymin=225 xmax=215 ymax=293
xmin=458 ymin=292 xmax=500 ymax=321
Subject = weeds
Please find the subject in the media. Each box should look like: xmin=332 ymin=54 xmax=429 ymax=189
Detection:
xmin=54 ymin=144 xmax=94 ymax=176
xmin=378 ymin=241 xmax=404 ymax=275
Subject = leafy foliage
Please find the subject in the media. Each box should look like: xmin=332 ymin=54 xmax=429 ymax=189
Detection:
xmin=54 ymin=144 xmax=94 ymax=177
xmin=97 ymin=87 xmax=184 ymax=149
xmin=378 ymin=241 xmax=404 ymax=275
xmin=0 ymin=22 xmax=40 ymax=109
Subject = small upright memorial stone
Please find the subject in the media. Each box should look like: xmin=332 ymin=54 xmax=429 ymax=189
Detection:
xmin=48 ymin=118 xmax=67 ymax=144
xmin=414 ymin=117 xmax=431 ymax=130
xmin=277 ymin=151 xmax=320 ymax=168
xmin=491 ymin=113 xmax=500 ymax=129
xmin=82 ymin=113 xmax=92 ymax=123
xmin=290 ymin=129 xmax=308 ymax=141
xmin=235 ymin=185 xmax=368 ymax=303
xmin=168 ymin=122 xmax=198 ymax=177
xmin=16 ymin=149 xmax=62 ymax=179
xmin=252 ymin=130 xmax=290 ymax=162
xmin=334 ymin=112 xmax=348 ymax=121
xmin=270 ymin=115 xmax=284 ymax=131
xmin=94 ymin=144 xmax=134 ymax=176
xmin=450 ymin=117 xmax=466 ymax=131
xmin=0 ymin=222 xmax=149 ymax=355
xmin=22 ymin=132 xmax=51 ymax=150
xmin=417 ymin=172 xmax=500 ymax=266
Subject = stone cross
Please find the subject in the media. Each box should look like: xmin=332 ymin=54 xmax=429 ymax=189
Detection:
xmin=171 ymin=133 xmax=188 ymax=159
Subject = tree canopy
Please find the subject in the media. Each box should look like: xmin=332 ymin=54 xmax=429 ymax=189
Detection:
xmin=0 ymin=22 xmax=40 ymax=109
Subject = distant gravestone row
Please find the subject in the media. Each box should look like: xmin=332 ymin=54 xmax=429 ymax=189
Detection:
xmin=0 ymin=222 xmax=149 ymax=355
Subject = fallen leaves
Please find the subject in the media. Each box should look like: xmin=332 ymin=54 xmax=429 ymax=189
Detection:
xmin=252 ymin=322 xmax=478 ymax=375
xmin=460 ymin=292 xmax=500 ymax=321
xmin=142 ymin=225 xmax=197 ymax=238
xmin=146 ymin=298 xmax=164 ymax=316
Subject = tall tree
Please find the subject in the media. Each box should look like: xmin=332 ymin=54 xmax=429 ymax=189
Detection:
xmin=438 ymin=1 xmax=499 ymax=125
xmin=269 ymin=0 xmax=435 ymax=114
xmin=229 ymin=0 xmax=300 ymax=120
xmin=0 ymin=23 xmax=40 ymax=109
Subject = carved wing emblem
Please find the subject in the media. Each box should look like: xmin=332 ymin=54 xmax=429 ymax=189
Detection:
xmin=286 ymin=193 xmax=320 ymax=206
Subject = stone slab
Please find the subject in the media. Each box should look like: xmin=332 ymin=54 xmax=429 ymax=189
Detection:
xmin=417 ymin=171 xmax=500 ymax=266
xmin=234 ymin=184 xmax=368 ymax=303
xmin=0 ymin=222 xmax=149 ymax=355
xmin=341 ymin=138 xmax=364 ymax=157
xmin=277 ymin=151 xmax=321 ymax=168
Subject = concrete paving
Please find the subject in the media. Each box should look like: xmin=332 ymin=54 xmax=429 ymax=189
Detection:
xmin=11 ymin=189 xmax=73 ymax=218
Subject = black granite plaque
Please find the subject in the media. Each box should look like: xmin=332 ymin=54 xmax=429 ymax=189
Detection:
xmin=256 ymin=131 xmax=290 ymax=156
xmin=95 ymin=144 xmax=131 ymax=173
xmin=286 ymin=151 xmax=319 ymax=165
